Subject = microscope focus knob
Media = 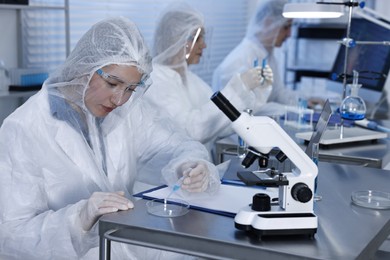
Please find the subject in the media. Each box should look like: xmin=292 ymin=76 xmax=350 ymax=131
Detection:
xmin=291 ymin=183 xmax=312 ymax=203
xmin=251 ymin=193 xmax=271 ymax=211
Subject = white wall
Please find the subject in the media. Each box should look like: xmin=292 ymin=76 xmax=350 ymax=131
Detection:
xmin=0 ymin=9 xmax=18 ymax=68
xmin=0 ymin=0 xmax=388 ymax=124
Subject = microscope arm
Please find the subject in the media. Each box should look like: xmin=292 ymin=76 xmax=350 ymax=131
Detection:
xmin=211 ymin=91 xmax=317 ymax=179
xmin=232 ymin=113 xmax=317 ymax=179
xmin=212 ymin=91 xmax=318 ymax=222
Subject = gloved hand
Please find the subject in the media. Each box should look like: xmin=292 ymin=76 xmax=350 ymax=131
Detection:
xmin=240 ymin=65 xmax=273 ymax=90
xmin=179 ymin=161 xmax=209 ymax=193
xmin=79 ymin=191 xmax=133 ymax=231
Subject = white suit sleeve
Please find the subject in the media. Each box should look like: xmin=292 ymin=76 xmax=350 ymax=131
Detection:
xmin=0 ymin=119 xmax=97 ymax=259
xmin=221 ymin=73 xmax=271 ymax=112
xmin=146 ymin=69 xmax=270 ymax=147
xmin=130 ymin=102 xmax=221 ymax=193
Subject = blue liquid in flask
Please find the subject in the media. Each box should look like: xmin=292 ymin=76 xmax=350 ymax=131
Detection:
xmin=339 ymin=71 xmax=366 ymax=120
xmin=339 ymin=96 xmax=366 ymax=120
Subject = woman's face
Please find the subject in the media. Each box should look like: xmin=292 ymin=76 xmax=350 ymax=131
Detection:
xmin=259 ymin=19 xmax=292 ymax=49
xmin=186 ymin=27 xmax=207 ymax=65
xmin=85 ymin=65 xmax=143 ymax=117
xmin=274 ymin=20 xmax=292 ymax=47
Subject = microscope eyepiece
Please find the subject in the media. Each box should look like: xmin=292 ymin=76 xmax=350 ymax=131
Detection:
xmin=211 ymin=91 xmax=241 ymax=122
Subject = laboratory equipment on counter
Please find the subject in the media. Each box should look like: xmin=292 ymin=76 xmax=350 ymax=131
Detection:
xmin=146 ymin=198 xmax=190 ymax=217
xmin=8 ymin=68 xmax=48 ymax=91
xmin=283 ymin=104 xmax=314 ymax=130
xmin=339 ymin=70 xmax=366 ymax=120
xmin=147 ymin=173 xmax=189 ymax=218
xmin=355 ymin=118 xmax=390 ymax=133
xmin=211 ymin=91 xmax=318 ymax=239
xmin=351 ymin=190 xmax=390 ymax=210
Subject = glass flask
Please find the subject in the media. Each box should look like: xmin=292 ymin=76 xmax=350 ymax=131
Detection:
xmin=339 ymin=70 xmax=366 ymax=120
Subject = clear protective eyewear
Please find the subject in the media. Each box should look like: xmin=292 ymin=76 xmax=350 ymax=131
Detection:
xmin=96 ymin=68 xmax=147 ymax=94
xmin=96 ymin=68 xmax=150 ymax=105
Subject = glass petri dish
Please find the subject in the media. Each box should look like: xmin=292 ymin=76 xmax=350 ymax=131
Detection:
xmin=351 ymin=190 xmax=390 ymax=210
xmin=146 ymin=198 xmax=190 ymax=217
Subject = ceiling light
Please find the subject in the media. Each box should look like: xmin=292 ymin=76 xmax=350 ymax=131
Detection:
xmin=282 ymin=3 xmax=344 ymax=19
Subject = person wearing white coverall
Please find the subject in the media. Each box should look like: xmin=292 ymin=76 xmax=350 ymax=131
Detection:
xmin=0 ymin=17 xmax=220 ymax=260
xmin=143 ymin=2 xmax=274 ymax=162
xmin=212 ymin=0 xmax=295 ymax=115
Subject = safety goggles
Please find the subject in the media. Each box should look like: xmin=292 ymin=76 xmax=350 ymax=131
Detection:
xmin=96 ymin=68 xmax=148 ymax=93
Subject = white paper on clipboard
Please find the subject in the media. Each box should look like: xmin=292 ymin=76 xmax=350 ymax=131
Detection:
xmin=141 ymin=184 xmax=278 ymax=216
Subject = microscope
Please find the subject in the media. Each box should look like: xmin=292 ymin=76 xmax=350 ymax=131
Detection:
xmin=211 ymin=92 xmax=317 ymax=238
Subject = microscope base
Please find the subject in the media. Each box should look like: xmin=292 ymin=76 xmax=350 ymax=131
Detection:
xmin=235 ymin=212 xmax=317 ymax=239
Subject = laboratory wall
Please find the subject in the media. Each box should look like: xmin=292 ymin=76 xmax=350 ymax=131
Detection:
xmin=0 ymin=10 xmax=18 ymax=69
xmin=0 ymin=0 xmax=390 ymax=124
xmin=0 ymin=0 xmax=259 ymax=125
xmin=0 ymin=9 xmax=20 ymax=124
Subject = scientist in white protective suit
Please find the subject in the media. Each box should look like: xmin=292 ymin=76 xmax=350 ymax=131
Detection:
xmin=212 ymin=0 xmax=296 ymax=115
xmin=143 ymin=1 xmax=274 ymax=163
xmin=0 ymin=17 xmax=220 ymax=260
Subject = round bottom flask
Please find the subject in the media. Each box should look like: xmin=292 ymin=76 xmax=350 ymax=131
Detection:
xmin=339 ymin=83 xmax=366 ymax=120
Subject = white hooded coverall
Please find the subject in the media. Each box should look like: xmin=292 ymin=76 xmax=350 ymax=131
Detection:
xmin=0 ymin=17 xmax=219 ymax=260
xmin=144 ymin=2 xmax=271 ymax=160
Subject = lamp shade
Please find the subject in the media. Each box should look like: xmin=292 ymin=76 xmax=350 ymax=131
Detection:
xmin=283 ymin=3 xmax=344 ymax=19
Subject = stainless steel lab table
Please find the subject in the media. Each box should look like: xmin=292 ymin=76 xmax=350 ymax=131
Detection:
xmin=99 ymin=161 xmax=390 ymax=260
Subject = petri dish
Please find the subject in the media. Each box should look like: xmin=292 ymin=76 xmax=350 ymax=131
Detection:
xmin=351 ymin=190 xmax=390 ymax=210
xmin=146 ymin=198 xmax=190 ymax=217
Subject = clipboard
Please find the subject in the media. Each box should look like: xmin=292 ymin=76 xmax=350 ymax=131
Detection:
xmin=134 ymin=184 xmax=278 ymax=218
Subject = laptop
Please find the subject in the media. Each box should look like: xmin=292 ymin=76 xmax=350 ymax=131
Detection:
xmin=303 ymin=99 xmax=332 ymax=157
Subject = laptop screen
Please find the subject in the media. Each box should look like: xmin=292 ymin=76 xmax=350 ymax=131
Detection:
xmin=330 ymin=18 xmax=390 ymax=93
xmin=305 ymin=99 xmax=332 ymax=157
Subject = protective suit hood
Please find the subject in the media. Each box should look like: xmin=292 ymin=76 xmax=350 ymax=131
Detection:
xmin=46 ymin=17 xmax=152 ymax=135
xmin=152 ymin=1 xmax=204 ymax=83
xmin=246 ymin=0 xmax=290 ymax=49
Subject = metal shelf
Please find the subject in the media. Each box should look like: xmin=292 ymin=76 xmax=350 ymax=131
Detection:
xmin=285 ymin=23 xmax=347 ymax=88
xmin=0 ymin=1 xmax=70 ymax=64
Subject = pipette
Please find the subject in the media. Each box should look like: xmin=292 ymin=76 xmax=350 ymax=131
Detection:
xmin=164 ymin=177 xmax=184 ymax=202
xmin=260 ymin=58 xmax=267 ymax=85
xmin=164 ymin=167 xmax=192 ymax=202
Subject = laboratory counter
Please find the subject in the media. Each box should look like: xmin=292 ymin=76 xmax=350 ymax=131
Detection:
xmin=99 ymin=160 xmax=390 ymax=260
xmin=0 ymin=89 xmax=38 ymax=99
xmin=215 ymin=120 xmax=390 ymax=169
